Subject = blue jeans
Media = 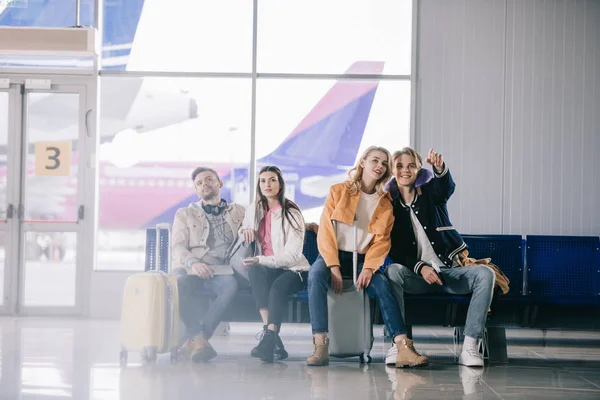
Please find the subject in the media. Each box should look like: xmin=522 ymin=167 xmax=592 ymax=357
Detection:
xmin=308 ymin=251 xmax=407 ymax=338
xmin=385 ymin=263 xmax=495 ymax=339
xmin=177 ymin=274 xmax=238 ymax=339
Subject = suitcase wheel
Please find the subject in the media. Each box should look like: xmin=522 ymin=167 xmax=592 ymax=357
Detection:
xmin=141 ymin=347 xmax=158 ymax=364
xmin=119 ymin=349 xmax=128 ymax=367
xmin=360 ymin=353 xmax=372 ymax=364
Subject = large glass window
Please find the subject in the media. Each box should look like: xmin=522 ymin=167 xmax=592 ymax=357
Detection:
xmin=102 ymin=0 xmax=253 ymax=72
xmin=256 ymin=78 xmax=410 ymax=223
xmin=95 ymin=0 xmax=413 ymax=271
xmin=96 ymin=77 xmax=251 ymax=271
xmin=258 ymin=0 xmax=412 ymax=75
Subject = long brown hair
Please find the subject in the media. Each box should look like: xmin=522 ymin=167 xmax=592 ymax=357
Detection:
xmin=346 ymin=146 xmax=392 ymax=195
xmin=254 ymin=165 xmax=303 ymax=239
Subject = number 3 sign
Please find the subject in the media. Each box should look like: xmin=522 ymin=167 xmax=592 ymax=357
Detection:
xmin=34 ymin=141 xmax=72 ymax=176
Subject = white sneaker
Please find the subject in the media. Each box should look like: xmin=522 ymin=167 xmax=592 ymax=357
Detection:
xmin=458 ymin=346 xmax=484 ymax=367
xmin=385 ymin=344 xmax=398 ymax=365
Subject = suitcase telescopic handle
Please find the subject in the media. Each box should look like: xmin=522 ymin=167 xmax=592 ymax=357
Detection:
xmin=332 ymin=217 xmax=359 ymax=286
xmin=155 ymin=223 xmax=171 ymax=273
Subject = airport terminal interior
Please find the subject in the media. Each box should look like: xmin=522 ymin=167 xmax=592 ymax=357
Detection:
xmin=0 ymin=0 xmax=599 ymax=399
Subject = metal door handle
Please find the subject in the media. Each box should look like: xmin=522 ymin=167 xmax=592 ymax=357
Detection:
xmin=6 ymin=204 xmax=14 ymax=219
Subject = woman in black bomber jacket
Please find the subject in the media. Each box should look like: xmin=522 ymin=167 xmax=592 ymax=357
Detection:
xmin=383 ymin=147 xmax=495 ymax=368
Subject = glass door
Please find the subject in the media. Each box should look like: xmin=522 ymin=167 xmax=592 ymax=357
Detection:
xmin=0 ymin=79 xmax=90 ymax=315
xmin=0 ymin=85 xmax=20 ymax=315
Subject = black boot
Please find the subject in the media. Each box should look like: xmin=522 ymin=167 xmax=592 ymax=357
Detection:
xmin=274 ymin=332 xmax=289 ymax=361
xmin=258 ymin=329 xmax=277 ymax=363
xmin=250 ymin=325 xmax=267 ymax=358
xmin=252 ymin=325 xmax=289 ymax=360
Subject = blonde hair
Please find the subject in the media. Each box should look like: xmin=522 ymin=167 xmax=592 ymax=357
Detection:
xmin=391 ymin=147 xmax=423 ymax=170
xmin=346 ymin=146 xmax=393 ymax=195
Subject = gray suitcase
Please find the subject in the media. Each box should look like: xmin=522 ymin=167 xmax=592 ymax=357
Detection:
xmin=326 ymin=219 xmax=373 ymax=363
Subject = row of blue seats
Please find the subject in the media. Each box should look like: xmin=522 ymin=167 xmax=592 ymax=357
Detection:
xmin=145 ymin=228 xmax=600 ymax=321
xmin=144 ymin=228 xmax=599 ymax=363
xmin=294 ymin=232 xmax=600 ymax=301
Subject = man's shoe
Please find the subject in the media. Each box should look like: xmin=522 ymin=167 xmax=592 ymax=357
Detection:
xmin=395 ymin=338 xmax=429 ymax=368
xmin=306 ymin=338 xmax=329 ymax=366
xmin=188 ymin=335 xmax=217 ymax=363
xmin=179 ymin=337 xmax=194 ymax=360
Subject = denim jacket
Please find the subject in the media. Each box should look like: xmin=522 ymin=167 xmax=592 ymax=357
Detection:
xmin=385 ymin=165 xmax=467 ymax=276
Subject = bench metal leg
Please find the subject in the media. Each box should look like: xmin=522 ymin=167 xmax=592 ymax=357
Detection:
xmin=288 ymin=300 xmax=294 ymax=323
xmin=453 ymin=326 xmax=464 ymax=348
xmin=485 ymin=327 xmax=508 ymax=364
xmin=296 ymin=300 xmax=302 ymax=323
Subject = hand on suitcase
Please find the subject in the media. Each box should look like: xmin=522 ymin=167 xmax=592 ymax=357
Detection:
xmin=356 ymin=268 xmax=374 ymax=291
xmin=242 ymin=257 xmax=259 ymax=267
xmin=191 ymin=262 xmax=214 ymax=279
xmin=241 ymin=228 xmax=256 ymax=244
xmin=330 ymin=266 xmax=343 ymax=295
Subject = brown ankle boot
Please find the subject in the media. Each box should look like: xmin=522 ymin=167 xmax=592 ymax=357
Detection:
xmin=188 ymin=334 xmax=217 ymax=363
xmin=395 ymin=338 xmax=428 ymax=368
xmin=179 ymin=337 xmax=195 ymax=360
xmin=306 ymin=337 xmax=329 ymax=366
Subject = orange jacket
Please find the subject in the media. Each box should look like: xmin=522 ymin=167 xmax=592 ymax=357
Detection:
xmin=317 ymin=182 xmax=394 ymax=271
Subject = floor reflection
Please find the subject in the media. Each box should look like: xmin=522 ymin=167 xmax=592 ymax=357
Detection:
xmin=0 ymin=319 xmax=598 ymax=400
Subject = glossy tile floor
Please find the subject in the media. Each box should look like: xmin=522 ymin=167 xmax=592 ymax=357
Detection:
xmin=0 ymin=318 xmax=599 ymax=400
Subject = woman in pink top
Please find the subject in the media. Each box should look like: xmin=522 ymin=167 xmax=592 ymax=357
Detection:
xmin=240 ymin=165 xmax=310 ymax=363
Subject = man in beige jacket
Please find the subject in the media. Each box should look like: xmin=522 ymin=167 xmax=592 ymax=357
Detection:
xmin=173 ymin=166 xmax=246 ymax=362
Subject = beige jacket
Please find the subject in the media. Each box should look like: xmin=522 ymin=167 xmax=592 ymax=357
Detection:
xmin=172 ymin=202 xmax=246 ymax=272
xmin=241 ymin=202 xmax=310 ymax=271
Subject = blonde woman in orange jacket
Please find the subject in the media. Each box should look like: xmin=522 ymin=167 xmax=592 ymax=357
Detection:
xmin=306 ymin=146 xmax=428 ymax=368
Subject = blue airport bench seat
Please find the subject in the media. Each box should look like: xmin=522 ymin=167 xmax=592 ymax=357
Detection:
xmin=462 ymin=235 xmax=525 ymax=296
xmin=452 ymin=235 xmax=529 ymax=328
xmin=144 ymin=226 xmax=600 ymax=353
xmin=451 ymin=235 xmax=529 ymax=363
xmin=526 ymin=235 xmax=600 ymax=329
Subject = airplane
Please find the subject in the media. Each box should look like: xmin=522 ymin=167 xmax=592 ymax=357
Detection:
xmin=1 ymin=60 xmax=384 ymax=228
xmin=0 ymin=0 xmax=198 ymax=147
xmin=103 ymin=61 xmax=385 ymax=230
xmin=0 ymin=1 xmax=387 ymax=258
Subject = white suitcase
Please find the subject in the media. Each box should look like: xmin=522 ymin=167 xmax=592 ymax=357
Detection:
xmin=119 ymin=224 xmax=180 ymax=365
xmin=326 ymin=220 xmax=373 ymax=363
